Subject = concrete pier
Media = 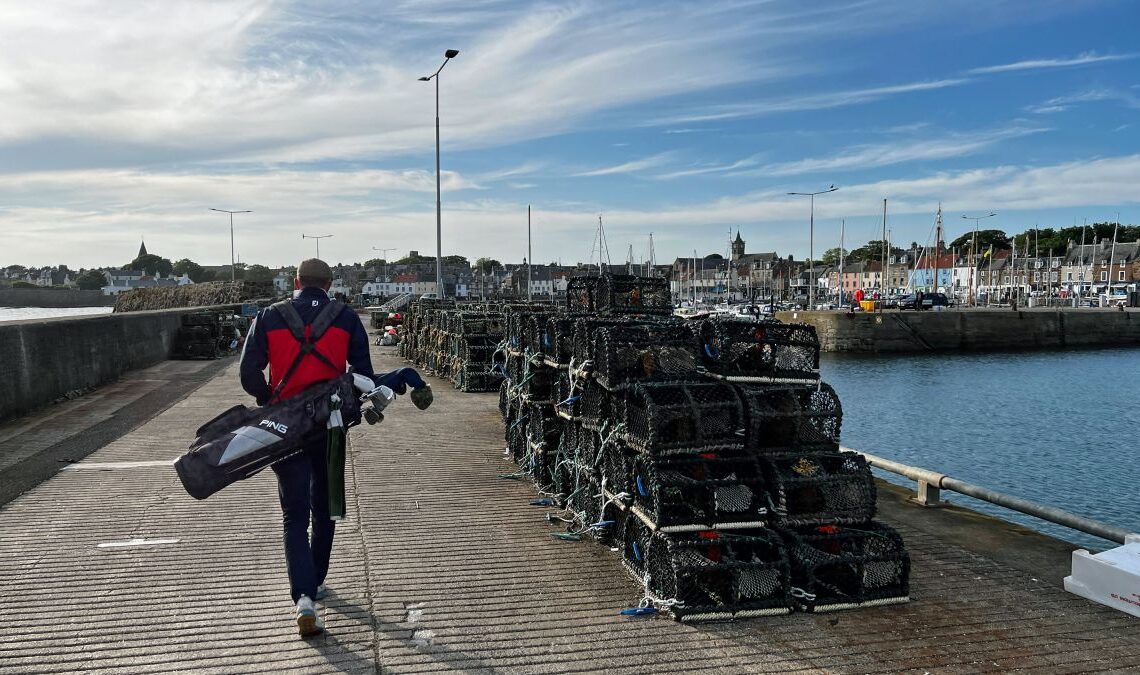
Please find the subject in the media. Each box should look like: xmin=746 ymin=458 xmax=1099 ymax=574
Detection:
xmin=1 ymin=346 xmax=1137 ymax=673
xmin=776 ymin=307 xmax=1140 ymax=352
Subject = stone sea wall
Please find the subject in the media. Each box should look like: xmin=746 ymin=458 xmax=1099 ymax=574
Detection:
xmin=775 ymin=309 xmax=1140 ymax=352
xmin=113 ymin=281 xmax=275 ymax=312
xmin=0 ymin=310 xmax=188 ymax=422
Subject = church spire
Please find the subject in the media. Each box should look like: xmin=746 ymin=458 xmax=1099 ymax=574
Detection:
xmin=138 ymin=239 xmax=148 ymax=258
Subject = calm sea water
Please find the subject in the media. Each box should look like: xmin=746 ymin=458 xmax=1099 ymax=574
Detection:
xmin=0 ymin=306 xmax=114 ymax=323
xmin=821 ymin=348 xmax=1140 ymax=550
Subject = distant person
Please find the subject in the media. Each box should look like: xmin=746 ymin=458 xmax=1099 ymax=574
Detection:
xmin=915 ymin=290 xmax=924 ymax=311
xmin=239 ymin=259 xmax=374 ymax=637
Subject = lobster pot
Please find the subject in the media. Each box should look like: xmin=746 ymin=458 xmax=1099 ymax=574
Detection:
xmin=458 ymin=313 xmax=505 ymax=337
xmin=572 ymin=317 xmax=633 ymax=364
xmin=738 ymin=383 xmax=842 ymax=452
xmin=505 ymin=402 xmax=534 ymax=463
xmin=458 ymin=368 xmax=504 ymax=393
xmin=526 ymin=406 xmax=562 ymax=454
xmin=579 ymin=381 xmax=614 ymax=430
xmin=554 ymin=370 xmax=580 ymax=418
xmin=592 ymin=324 xmax=701 ymax=390
xmin=598 ymin=440 xmax=636 ymax=498
xmin=497 ymin=380 xmax=511 ymax=420
xmin=698 ymin=320 xmax=820 ymax=381
xmin=597 ymin=274 xmax=672 ymax=316
xmin=622 ymin=380 xmax=745 ymax=455
xmin=621 ymin=512 xmax=655 ymax=579
xmin=520 ymin=367 xmax=557 ymax=403
xmin=505 ymin=353 xmax=527 ymax=383
xmin=643 ymin=530 xmax=792 ymax=622
xmin=566 ymin=276 xmax=602 ymax=313
xmin=544 ymin=315 xmax=583 ymax=365
xmin=459 ymin=335 xmax=498 ymax=363
xmin=524 ymin=314 xmax=553 ymax=355
xmin=630 ymin=454 xmax=769 ymax=532
xmin=761 ymin=452 xmax=876 ymax=527
xmin=779 ymin=522 xmax=909 ymax=612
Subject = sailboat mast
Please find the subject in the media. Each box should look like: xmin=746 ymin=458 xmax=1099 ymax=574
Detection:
xmin=839 ymin=219 xmax=845 ymax=308
xmin=881 ymin=199 xmax=888 ymax=303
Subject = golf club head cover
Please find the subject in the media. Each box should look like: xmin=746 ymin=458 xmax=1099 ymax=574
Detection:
xmin=410 ymin=385 xmax=433 ymax=410
xmin=372 ymin=367 xmax=428 ymax=396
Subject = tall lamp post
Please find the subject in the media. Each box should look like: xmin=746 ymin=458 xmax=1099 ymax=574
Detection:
xmin=302 ymin=233 xmax=333 ymax=258
xmin=420 ymin=48 xmax=460 ymax=298
xmin=209 ymin=208 xmax=252 ymax=281
xmin=961 ymin=211 xmax=996 ymax=306
xmin=787 ymin=185 xmax=838 ymax=310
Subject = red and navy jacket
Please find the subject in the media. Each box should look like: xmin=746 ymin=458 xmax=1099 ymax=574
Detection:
xmin=240 ymin=287 xmax=374 ymax=405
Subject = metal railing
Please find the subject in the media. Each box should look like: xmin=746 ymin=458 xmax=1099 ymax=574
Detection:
xmin=841 ymin=445 xmax=1134 ymax=545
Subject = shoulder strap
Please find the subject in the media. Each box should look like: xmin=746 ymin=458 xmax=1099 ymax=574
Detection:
xmin=268 ymin=299 xmax=347 ymax=402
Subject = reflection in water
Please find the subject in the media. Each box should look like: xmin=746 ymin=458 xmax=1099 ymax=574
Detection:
xmin=821 ymin=348 xmax=1140 ymax=550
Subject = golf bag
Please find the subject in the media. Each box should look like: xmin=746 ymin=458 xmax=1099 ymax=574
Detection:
xmin=175 ymin=373 xmax=364 ymax=500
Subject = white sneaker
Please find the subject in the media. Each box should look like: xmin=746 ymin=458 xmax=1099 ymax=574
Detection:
xmin=296 ymin=595 xmax=325 ymax=637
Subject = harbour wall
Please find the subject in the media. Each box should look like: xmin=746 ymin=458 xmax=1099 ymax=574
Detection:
xmin=774 ymin=309 xmax=1140 ymax=353
xmin=0 ymin=310 xmax=185 ymax=422
xmin=0 ymin=288 xmax=116 ymax=308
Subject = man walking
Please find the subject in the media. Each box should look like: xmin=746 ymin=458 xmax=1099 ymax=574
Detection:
xmin=239 ymin=258 xmax=373 ymax=637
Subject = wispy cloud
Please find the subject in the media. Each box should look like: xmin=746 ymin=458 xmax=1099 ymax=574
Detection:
xmin=969 ymin=51 xmax=1135 ymax=74
xmin=736 ymin=126 xmax=1049 ymax=177
xmin=1026 ymin=87 xmax=1140 ymax=114
xmin=654 ymin=155 xmax=763 ymax=180
xmin=649 ymin=78 xmax=970 ymax=125
xmin=573 ymin=152 xmax=675 ymax=177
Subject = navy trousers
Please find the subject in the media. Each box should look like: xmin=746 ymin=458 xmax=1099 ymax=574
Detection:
xmin=272 ymin=435 xmax=335 ymax=603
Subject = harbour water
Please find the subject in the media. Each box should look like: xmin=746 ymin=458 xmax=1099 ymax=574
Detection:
xmin=822 ymin=347 xmax=1140 ymax=550
xmin=0 ymin=306 xmax=114 ymax=323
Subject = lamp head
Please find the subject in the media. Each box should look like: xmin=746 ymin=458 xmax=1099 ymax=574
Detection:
xmin=445 ymin=49 xmax=459 ymax=58
xmin=418 ymin=76 xmax=430 ymax=81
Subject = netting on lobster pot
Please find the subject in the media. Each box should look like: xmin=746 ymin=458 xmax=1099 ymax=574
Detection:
xmin=578 ymin=381 xmax=614 ymax=430
xmin=592 ymin=324 xmax=701 ymax=390
xmin=597 ymin=274 xmax=673 ymax=316
xmin=571 ymin=317 xmax=644 ymax=364
xmin=526 ymin=405 xmax=562 ymax=454
xmin=738 ymin=382 xmax=842 ymax=452
xmin=519 ymin=366 xmax=557 ymax=403
xmin=505 ymin=403 xmax=531 ymax=463
xmin=544 ymin=315 xmax=583 ymax=365
xmin=630 ymin=453 xmax=769 ymax=532
xmin=761 ymin=452 xmax=876 ymax=527
xmin=621 ymin=513 xmax=655 ymax=579
xmin=498 ymin=379 xmax=511 ymax=420
xmin=622 ymin=380 xmax=745 ymax=455
xmin=698 ymin=320 xmax=820 ymax=380
xmin=778 ymin=521 xmax=910 ymax=612
xmin=598 ymin=439 xmax=636 ymax=498
xmin=644 ymin=530 xmax=792 ymax=621
xmin=566 ymin=276 xmax=602 ymax=313
xmin=554 ymin=370 xmax=581 ymax=418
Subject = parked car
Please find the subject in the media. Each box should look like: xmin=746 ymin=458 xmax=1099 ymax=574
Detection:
xmin=898 ymin=292 xmax=950 ymax=310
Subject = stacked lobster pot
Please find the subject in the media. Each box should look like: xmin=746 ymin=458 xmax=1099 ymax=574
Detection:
xmin=398 ymin=299 xmax=507 ymax=392
xmin=445 ymin=274 xmax=910 ymax=622
xmin=499 ymin=304 xmax=564 ymax=486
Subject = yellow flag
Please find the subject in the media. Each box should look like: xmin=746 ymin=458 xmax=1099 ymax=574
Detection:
xmin=984 ymin=246 xmax=992 ymax=258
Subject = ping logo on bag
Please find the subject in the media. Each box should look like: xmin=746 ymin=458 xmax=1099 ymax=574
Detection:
xmin=259 ymin=419 xmax=289 ymax=434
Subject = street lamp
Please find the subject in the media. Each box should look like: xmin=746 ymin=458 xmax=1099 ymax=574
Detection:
xmin=420 ymin=48 xmax=460 ymax=298
xmin=302 ymin=233 xmax=333 ymax=258
xmin=787 ymin=185 xmax=838 ymax=310
xmin=209 ymin=208 xmax=252 ymax=281
xmin=961 ymin=211 xmax=996 ymax=306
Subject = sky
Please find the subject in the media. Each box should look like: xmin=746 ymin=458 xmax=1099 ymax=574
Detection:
xmin=2 ymin=0 xmax=1139 ymax=270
